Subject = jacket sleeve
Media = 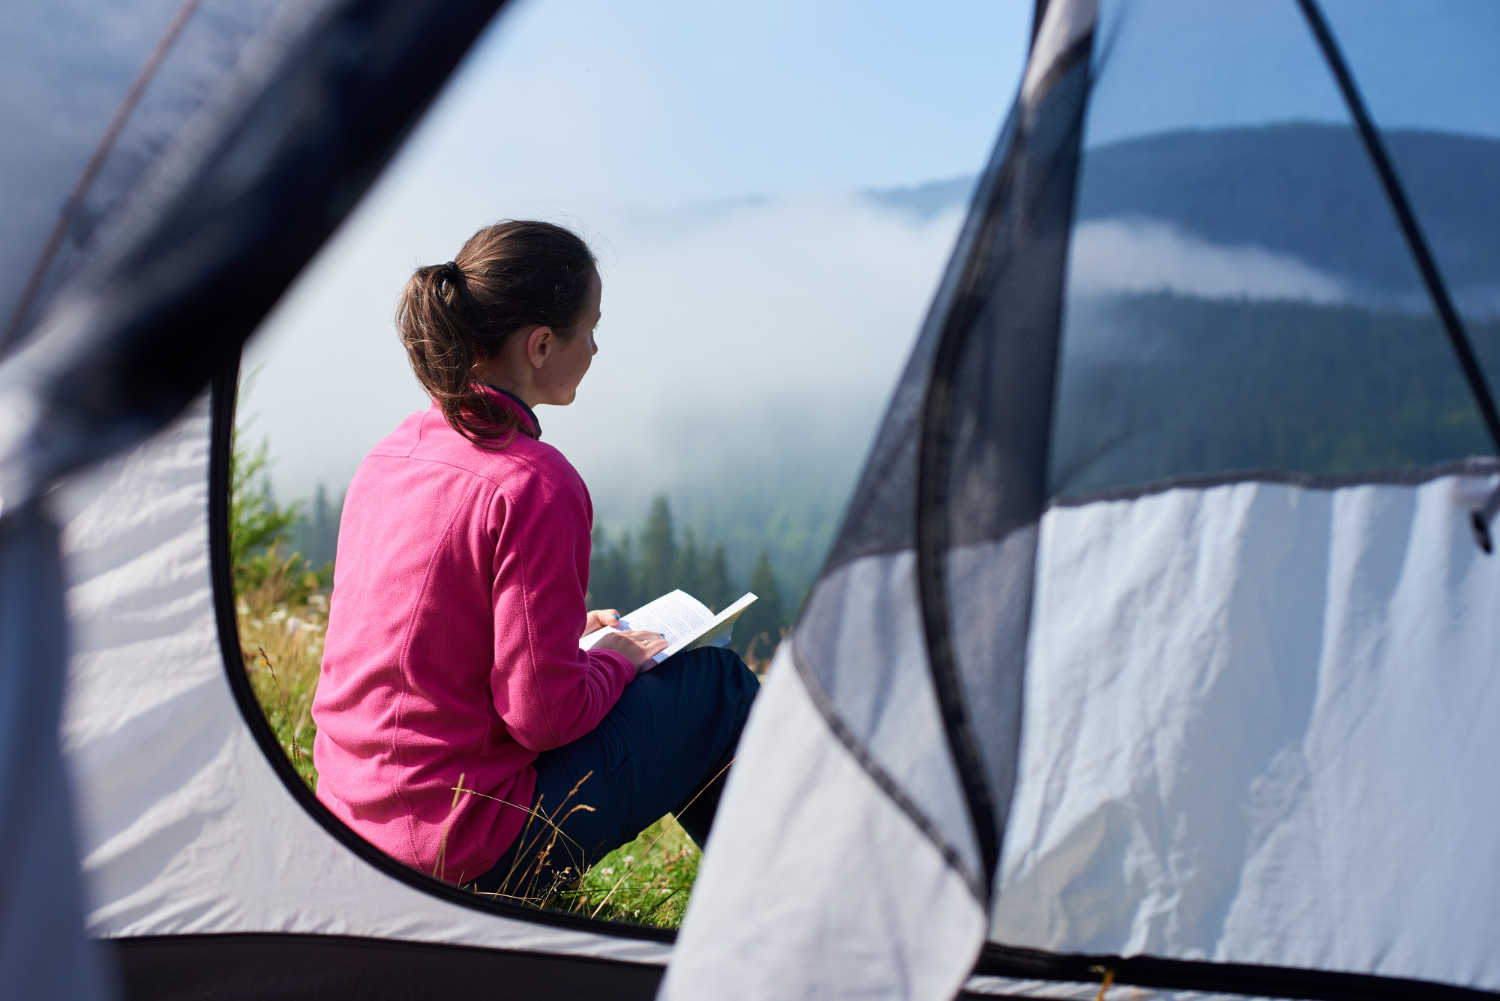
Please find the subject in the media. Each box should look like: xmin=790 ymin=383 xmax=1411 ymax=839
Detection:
xmin=489 ymin=460 xmax=635 ymax=753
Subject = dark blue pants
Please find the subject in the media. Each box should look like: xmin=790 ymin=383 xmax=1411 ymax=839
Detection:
xmin=471 ymin=646 xmax=758 ymax=898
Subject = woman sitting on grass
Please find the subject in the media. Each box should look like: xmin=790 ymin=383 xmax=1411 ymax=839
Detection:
xmin=311 ymin=220 xmax=759 ymax=898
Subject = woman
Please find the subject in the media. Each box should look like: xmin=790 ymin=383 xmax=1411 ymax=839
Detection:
xmin=311 ymin=220 xmax=759 ymax=897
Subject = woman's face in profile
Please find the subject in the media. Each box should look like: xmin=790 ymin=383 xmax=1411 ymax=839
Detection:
xmin=533 ymin=269 xmax=602 ymax=407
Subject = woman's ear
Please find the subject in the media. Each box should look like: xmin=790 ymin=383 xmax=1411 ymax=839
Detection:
xmin=525 ymin=325 xmax=554 ymax=369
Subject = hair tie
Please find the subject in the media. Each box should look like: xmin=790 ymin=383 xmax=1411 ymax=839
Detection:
xmin=442 ymin=261 xmax=460 ymax=283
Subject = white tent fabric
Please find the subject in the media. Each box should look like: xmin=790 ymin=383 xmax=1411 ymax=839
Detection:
xmin=993 ymin=470 xmax=1500 ymax=990
xmin=661 ymin=639 xmax=986 ymax=1001
xmin=55 ymin=397 xmax=671 ymax=964
xmin=672 ymin=465 xmax=1500 ymax=1001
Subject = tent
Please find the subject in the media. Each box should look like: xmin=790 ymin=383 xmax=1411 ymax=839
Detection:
xmin=2 ymin=0 xmax=1498 ymax=999
xmin=668 ymin=0 xmax=1500 ymax=998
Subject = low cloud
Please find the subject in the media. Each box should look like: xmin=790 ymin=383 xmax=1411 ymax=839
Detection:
xmin=1069 ymin=216 xmax=1347 ymax=304
xmin=242 ymin=190 xmax=964 ymax=532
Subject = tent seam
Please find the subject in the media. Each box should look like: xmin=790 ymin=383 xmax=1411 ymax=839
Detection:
xmin=1050 ymin=456 xmax=1500 ymax=508
xmin=788 ymin=637 xmax=984 ymax=901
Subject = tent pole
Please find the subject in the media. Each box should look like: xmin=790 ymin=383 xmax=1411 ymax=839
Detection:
xmin=1295 ymin=0 xmax=1500 ymax=549
xmin=0 ymin=0 xmax=205 ymax=352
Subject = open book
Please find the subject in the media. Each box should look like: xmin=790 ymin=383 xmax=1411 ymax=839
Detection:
xmin=580 ymin=589 xmax=757 ymax=665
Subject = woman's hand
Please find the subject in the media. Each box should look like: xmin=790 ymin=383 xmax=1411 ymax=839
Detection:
xmin=592 ymin=629 xmax=669 ymax=673
xmin=584 ymin=609 xmax=622 ymax=634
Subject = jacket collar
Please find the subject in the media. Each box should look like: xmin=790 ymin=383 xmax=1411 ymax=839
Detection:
xmin=480 ymin=383 xmax=541 ymax=438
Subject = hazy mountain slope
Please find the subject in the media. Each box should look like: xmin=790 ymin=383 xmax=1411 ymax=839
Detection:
xmin=1075 ymin=124 xmax=1500 ymax=295
xmin=868 ymin=125 xmax=1500 ymax=297
xmin=1050 ymin=296 xmax=1500 ymax=497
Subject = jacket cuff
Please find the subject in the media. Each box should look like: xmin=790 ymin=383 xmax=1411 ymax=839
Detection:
xmin=589 ymin=647 xmax=637 ymax=686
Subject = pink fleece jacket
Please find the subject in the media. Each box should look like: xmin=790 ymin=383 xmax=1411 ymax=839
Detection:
xmin=311 ymin=389 xmax=635 ymax=883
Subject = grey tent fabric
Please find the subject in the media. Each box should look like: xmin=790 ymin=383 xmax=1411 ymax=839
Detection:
xmin=0 ymin=504 xmax=110 ymax=1000
xmin=0 ymin=0 xmax=536 ymax=993
xmin=0 ymin=5 xmax=298 ymax=994
xmin=55 ymin=396 xmax=674 ymax=970
xmin=0 ymin=0 xmax=296 ymax=348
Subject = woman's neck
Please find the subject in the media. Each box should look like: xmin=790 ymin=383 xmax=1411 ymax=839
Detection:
xmin=474 ymin=356 xmax=540 ymax=409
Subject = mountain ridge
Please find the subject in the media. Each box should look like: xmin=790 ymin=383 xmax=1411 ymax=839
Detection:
xmin=863 ymin=124 xmax=1500 ymax=299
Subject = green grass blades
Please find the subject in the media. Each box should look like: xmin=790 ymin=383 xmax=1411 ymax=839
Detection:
xmin=562 ymin=816 xmax=701 ymax=928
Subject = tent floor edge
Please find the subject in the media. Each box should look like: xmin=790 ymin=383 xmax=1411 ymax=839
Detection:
xmin=108 ymin=932 xmax=665 ymax=1001
xmin=972 ymin=943 xmax=1500 ymax=1001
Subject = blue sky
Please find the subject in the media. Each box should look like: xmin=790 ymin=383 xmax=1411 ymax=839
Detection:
xmin=1085 ymin=0 xmax=1500 ymax=148
xmin=404 ymin=0 xmax=1033 ymax=207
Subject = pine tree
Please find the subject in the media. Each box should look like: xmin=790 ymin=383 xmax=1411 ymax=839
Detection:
xmin=313 ymin=483 xmax=340 ymax=568
xmin=700 ymin=543 xmax=734 ymax=612
xmin=611 ymin=533 xmax=637 ymax=610
xmin=674 ymin=528 xmax=702 ymax=602
xmin=587 ymin=524 xmax=609 ymax=608
xmin=291 ymin=482 xmax=343 ymax=575
xmin=736 ymin=546 xmax=784 ymax=659
xmin=636 ymin=495 xmax=677 ymax=600
xmin=588 ymin=525 xmax=636 ymax=612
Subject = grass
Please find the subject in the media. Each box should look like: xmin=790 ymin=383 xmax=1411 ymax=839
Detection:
xmin=569 ymin=815 xmax=702 ymax=926
xmin=471 ymin=813 xmax=704 ymax=928
xmin=238 ymin=552 xmax=324 ymax=791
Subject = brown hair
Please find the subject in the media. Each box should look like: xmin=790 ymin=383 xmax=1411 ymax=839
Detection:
xmin=397 ymin=220 xmax=597 ymax=445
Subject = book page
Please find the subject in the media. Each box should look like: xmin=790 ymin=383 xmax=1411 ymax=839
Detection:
xmin=617 ymin=590 xmax=714 ymax=646
xmin=579 ymin=589 xmax=712 ymax=653
xmin=678 ymin=592 xmax=757 ymax=655
xmin=580 ymin=589 xmax=758 ymax=664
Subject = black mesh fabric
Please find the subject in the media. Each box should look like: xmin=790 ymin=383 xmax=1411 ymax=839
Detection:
xmin=918 ymin=31 xmax=1093 ymax=888
xmin=820 ymin=114 xmax=1019 ymax=575
xmin=798 ymin=1 xmax=1094 ymax=899
xmin=1048 ymin=0 xmax=1500 ymax=500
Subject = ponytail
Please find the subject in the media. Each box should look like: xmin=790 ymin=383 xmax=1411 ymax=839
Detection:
xmin=396 ymin=221 xmax=597 ymax=446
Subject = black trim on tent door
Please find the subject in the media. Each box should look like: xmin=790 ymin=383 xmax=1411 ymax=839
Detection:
xmin=1050 ymin=456 xmax=1500 ymax=508
xmin=208 ymin=362 xmax=675 ymax=944
xmin=112 ymin=932 xmax=662 ymax=1001
xmin=970 ymin=943 xmax=1500 ymax=1001
xmin=915 ymin=25 xmax=1094 ymax=900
